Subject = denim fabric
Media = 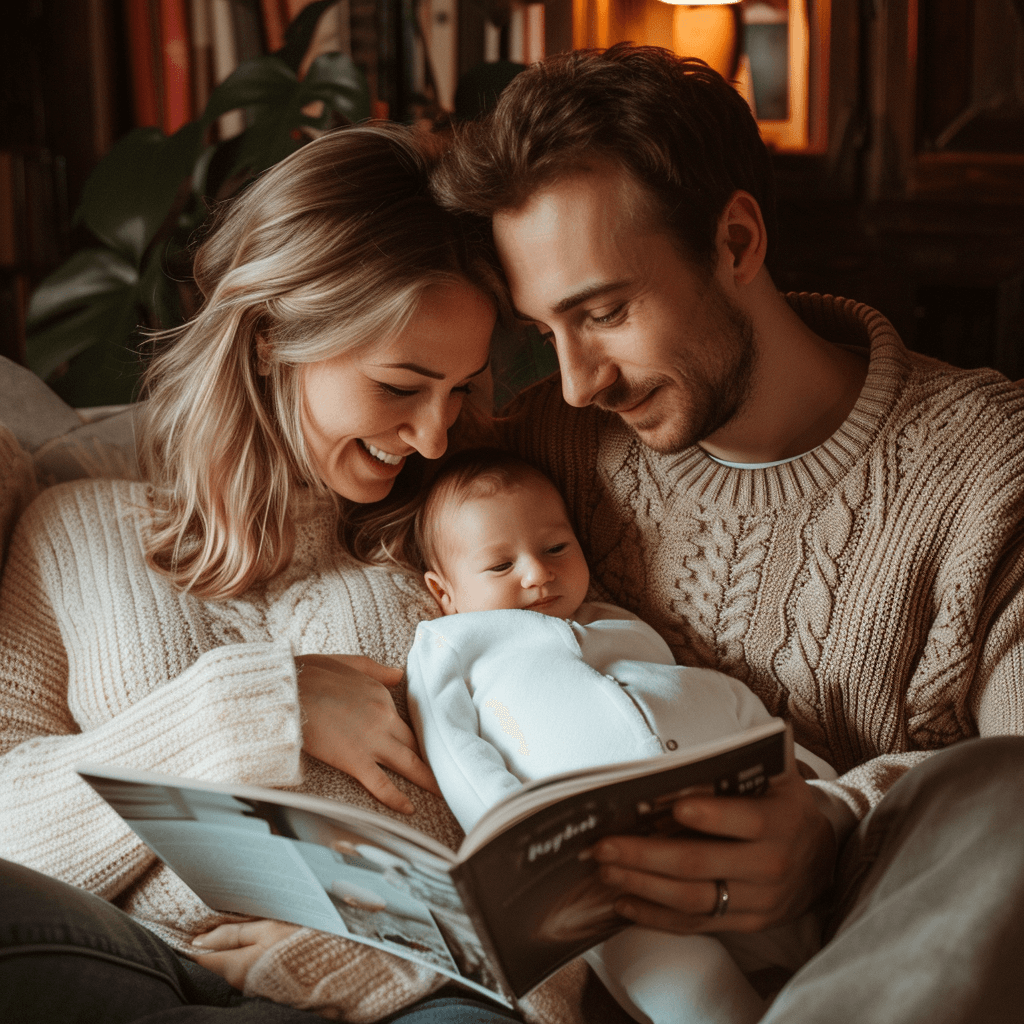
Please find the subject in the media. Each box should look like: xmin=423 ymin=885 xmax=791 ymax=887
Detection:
xmin=763 ymin=736 xmax=1024 ymax=1024
xmin=0 ymin=859 xmax=520 ymax=1023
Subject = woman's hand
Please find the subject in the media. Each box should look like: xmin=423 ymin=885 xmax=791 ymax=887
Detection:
xmin=189 ymin=920 xmax=299 ymax=989
xmin=295 ymin=653 xmax=441 ymax=814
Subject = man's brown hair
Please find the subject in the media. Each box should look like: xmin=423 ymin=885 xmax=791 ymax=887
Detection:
xmin=433 ymin=43 xmax=778 ymax=271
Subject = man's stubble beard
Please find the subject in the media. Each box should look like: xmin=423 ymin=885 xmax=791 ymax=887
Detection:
xmin=600 ymin=281 xmax=757 ymax=456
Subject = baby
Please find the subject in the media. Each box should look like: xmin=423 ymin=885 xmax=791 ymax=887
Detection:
xmin=406 ymin=448 xmax=835 ymax=1024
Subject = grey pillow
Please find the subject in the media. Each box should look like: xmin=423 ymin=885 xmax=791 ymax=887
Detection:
xmin=0 ymin=356 xmax=141 ymax=486
xmin=32 ymin=407 xmax=141 ymax=487
xmin=0 ymin=356 xmax=82 ymax=453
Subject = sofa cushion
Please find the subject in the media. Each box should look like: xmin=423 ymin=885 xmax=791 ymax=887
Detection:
xmin=0 ymin=356 xmax=141 ymax=487
xmin=0 ymin=356 xmax=83 ymax=453
xmin=32 ymin=406 xmax=141 ymax=487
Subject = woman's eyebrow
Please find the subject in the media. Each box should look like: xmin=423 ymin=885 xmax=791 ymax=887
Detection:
xmin=374 ymin=359 xmax=490 ymax=381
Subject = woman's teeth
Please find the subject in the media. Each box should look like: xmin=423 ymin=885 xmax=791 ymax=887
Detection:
xmin=363 ymin=442 xmax=402 ymax=465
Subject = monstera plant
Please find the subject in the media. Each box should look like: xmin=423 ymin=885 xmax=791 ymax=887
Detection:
xmin=26 ymin=0 xmax=370 ymax=407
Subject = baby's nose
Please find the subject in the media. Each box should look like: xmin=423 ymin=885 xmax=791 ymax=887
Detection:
xmin=522 ymin=558 xmax=554 ymax=586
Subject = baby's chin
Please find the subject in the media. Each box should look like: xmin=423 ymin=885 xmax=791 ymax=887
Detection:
xmin=523 ymin=597 xmax=587 ymax=620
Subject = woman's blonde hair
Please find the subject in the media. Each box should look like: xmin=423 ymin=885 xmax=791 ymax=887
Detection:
xmin=137 ymin=123 xmax=503 ymax=600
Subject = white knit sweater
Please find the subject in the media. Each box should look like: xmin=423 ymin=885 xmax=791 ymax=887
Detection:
xmin=0 ymin=463 xmax=586 ymax=1022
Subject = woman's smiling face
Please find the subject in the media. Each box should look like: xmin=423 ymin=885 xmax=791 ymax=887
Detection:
xmin=300 ymin=279 xmax=495 ymax=503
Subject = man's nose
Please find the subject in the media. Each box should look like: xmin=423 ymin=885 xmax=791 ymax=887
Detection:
xmin=555 ymin=334 xmax=613 ymax=408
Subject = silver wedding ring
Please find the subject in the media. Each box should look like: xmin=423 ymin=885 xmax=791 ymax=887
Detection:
xmin=710 ymin=878 xmax=729 ymax=917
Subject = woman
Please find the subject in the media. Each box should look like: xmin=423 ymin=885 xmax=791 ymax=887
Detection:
xmin=0 ymin=125 xmax=584 ymax=1023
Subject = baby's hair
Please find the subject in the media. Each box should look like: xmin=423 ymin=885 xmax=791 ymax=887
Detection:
xmin=414 ymin=447 xmax=559 ymax=574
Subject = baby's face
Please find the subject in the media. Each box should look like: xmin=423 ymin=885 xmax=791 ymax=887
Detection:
xmin=425 ymin=477 xmax=591 ymax=618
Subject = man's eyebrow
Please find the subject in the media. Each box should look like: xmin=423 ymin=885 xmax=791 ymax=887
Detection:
xmin=512 ymin=280 xmax=631 ymax=322
xmin=375 ymin=358 xmax=490 ymax=381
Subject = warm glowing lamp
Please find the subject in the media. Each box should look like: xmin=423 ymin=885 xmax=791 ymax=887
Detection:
xmin=656 ymin=0 xmax=742 ymax=80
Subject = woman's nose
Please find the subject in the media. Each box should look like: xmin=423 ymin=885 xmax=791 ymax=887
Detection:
xmin=399 ymin=399 xmax=452 ymax=461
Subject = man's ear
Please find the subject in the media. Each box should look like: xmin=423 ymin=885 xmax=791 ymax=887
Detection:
xmin=717 ymin=190 xmax=767 ymax=287
xmin=424 ymin=571 xmax=457 ymax=615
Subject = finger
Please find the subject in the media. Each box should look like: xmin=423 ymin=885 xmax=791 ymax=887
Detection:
xmin=378 ymin=738 xmax=443 ymax=797
xmin=671 ymin=793 xmax=773 ymax=842
xmin=386 ymin=714 xmax=423 ymax=752
xmin=597 ymin=865 xmax=713 ymax=916
xmin=330 ymin=654 xmax=405 ymax=686
xmin=189 ymin=947 xmax=262 ymax=989
xmin=593 ymin=834 xmax=773 ymax=883
xmin=350 ymin=759 xmax=416 ymax=814
xmin=599 ymin=864 xmax=773 ymax=916
xmin=191 ymin=922 xmax=248 ymax=950
xmin=613 ymin=894 xmax=766 ymax=936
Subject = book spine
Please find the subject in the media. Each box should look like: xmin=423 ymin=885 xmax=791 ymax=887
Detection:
xmin=124 ymin=0 xmax=162 ymax=126
xmin=210 ymin=0 xmax=245 ymax=137
xmin=0 ymin=152 xmax=20 ymax=269
xmin=189 ymin=0 xmax=213 ymax=113
xmin=159 ymin=0 xmax=194 ymax=134
xmin=422 ymin=0 xmax=457 ymax=112
xmin=231 ymin=0 xmax=265 ymax=65
xmin=149 ymin=0 xmax=168 ymax=127
xmin=85 ymin=0 xmax=118 ymax=158
xmin=523 ymin=3 xmax=544 ymax=63
xmin=507 ymin=3 xmax=523 ymax=64
xmin=260 ymin=0 xmax=287 ymax=51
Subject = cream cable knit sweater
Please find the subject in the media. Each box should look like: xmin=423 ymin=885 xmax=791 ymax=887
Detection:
xmin=0 ymin=464 xmax=586 ymax=1022
xmin=503 ymin=294 xmax=1024 ymax=825
xmin=4 ymin=293 xmax=1022 ymax=1018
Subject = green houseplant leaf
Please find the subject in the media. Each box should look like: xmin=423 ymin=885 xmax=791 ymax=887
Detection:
xmin=26 ymin=2 xmax=370 ymax=406
xmin=276 ymin=0 xmax=340 ymax=71
xmin=76 ymin=123 xmax=206 ymax=265
xmin=25 ymin=248 xmax=141 ymax=383
xmin=302 ymin=52 xmax=371 ymax=123
xmin=204 ymin=52 xmax=371 ymax=182
xmin=26 ymin=249 xmax=140 ymax=374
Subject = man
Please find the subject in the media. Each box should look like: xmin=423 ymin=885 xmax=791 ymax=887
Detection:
xmin=433 ymin=44 xmax=1024 ymax=1020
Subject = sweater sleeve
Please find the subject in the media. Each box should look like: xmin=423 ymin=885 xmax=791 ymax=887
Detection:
xmin=970 ymin=531 xmax=1024 ymax=739
xmin=243 ymin=927 xmax=589 ymax=1024
xmin=406 ymin=624 xmax=525 ymax=832
xmin=812 ymin=525 xmax=1024 ymax=822
xmin=0 ymin=493 xmax=304 ymax=900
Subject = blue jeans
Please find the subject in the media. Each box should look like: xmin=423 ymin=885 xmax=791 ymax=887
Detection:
xmin=3 ymin=737 xmax=1022 ymax=1022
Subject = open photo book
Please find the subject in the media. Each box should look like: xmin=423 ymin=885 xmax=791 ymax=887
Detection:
xmin=77 ymin=719 xmax=789 ymax=1010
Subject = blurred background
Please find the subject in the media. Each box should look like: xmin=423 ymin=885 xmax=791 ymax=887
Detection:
xmin=2 ymin=0 xmax=1023 ymax=407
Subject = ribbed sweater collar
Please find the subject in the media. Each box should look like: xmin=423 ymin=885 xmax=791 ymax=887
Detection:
xmin=643 ymin=293 xmax=910 ymax=512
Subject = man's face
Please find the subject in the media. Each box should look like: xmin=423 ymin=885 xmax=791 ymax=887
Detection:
xmin=493 ymin=165 xmax=755 ymax=454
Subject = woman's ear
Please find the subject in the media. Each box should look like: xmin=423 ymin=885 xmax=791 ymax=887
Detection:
xmin=424 ymin=571 xmax=457 ymax=615
xmin=717 ymin=190 xmax=768 ymax=287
